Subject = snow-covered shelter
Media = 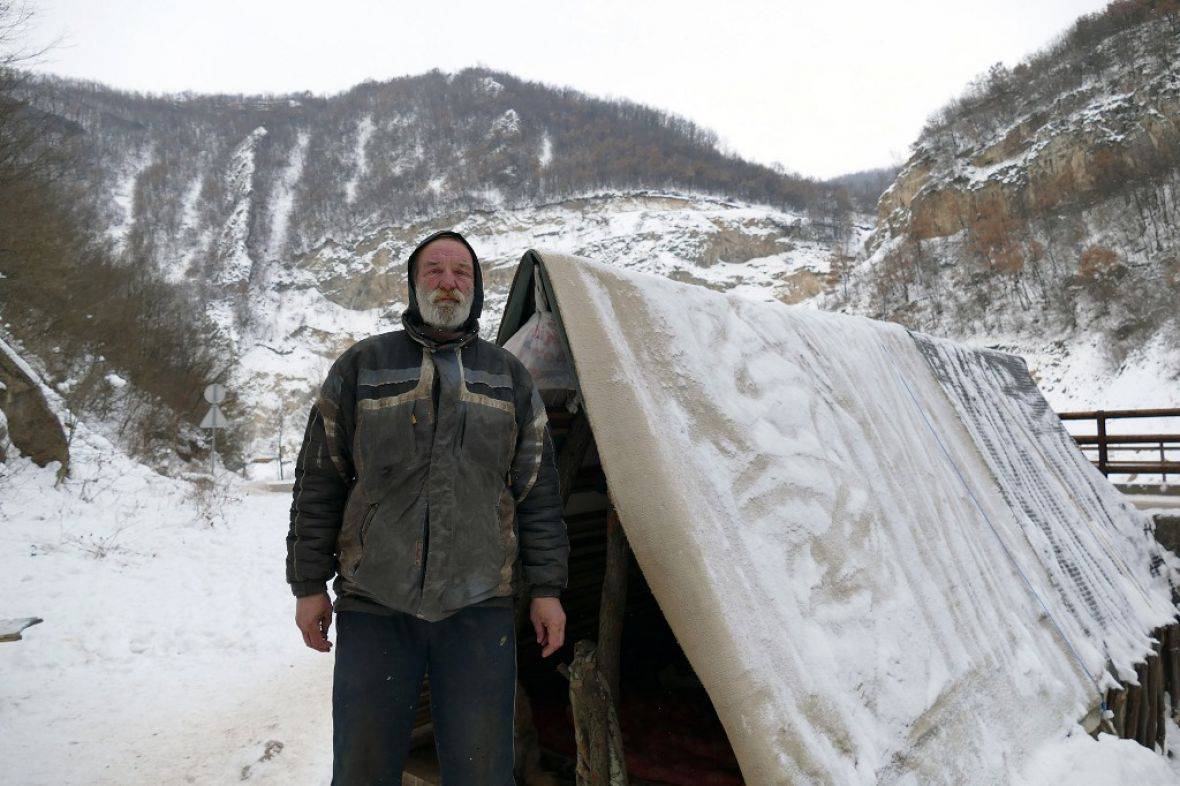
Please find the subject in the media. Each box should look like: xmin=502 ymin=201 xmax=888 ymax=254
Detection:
xmin=416 ymin=250 xmax=1180 ymax=784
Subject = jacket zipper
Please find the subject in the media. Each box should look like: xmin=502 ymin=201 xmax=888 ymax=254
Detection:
xmin=359 ymin=503 xmax=378 ymax=547
xmin=352 ymin=502 xmax=378 ymax=574
xmin=418 ymin=508 xmax=429 ymax=591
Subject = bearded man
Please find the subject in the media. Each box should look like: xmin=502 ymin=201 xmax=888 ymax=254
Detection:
xmin=285 ymin=229 xmax=569 ymax=785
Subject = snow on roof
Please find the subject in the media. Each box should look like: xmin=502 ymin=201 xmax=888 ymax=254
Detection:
xmin=520 ymin=250 xmax=1179 ymax=784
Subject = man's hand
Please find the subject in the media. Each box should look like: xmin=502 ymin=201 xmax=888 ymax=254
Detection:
xmin=530 ymin=596 xmax=566 ymax=657
xmin=296 ymin=593 xmax=334 ymax=652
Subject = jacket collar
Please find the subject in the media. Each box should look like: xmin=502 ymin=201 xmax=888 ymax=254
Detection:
xmin=402 ymin=310 xmax=479 ymax=352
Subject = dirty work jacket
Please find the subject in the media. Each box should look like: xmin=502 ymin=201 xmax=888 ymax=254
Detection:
xmin=285 ymin=325 xmax=569 ymax=622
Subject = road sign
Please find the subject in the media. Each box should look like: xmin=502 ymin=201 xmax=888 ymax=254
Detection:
xmin=201 ymin=383 xmax=230 ymax=480
xmin=200 ymin=404 xmax=228 ymax=429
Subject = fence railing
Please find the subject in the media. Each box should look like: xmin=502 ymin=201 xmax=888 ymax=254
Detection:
xmin=1058 ymin=407 xmax=1180 ymax=482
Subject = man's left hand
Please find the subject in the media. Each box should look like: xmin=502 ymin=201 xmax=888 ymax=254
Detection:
xmin=530 ymin=597 xmax=566 ymax=657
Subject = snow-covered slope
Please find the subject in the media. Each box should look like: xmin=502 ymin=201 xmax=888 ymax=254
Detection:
xmin=11 ymin=68 xmax=861 ymax=471
xmin=11 ymin=20 xmax=1177 ymax=478
xmin=831 ymin=3 xmax=1180 ymax=419
xmin=230 ymin=191 xmax=868 ymax=478
xmin=0 ymin=418 xmax=333 ymax=784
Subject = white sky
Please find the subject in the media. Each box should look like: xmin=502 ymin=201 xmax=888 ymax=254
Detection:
xmin=25 ymin=0 xmax=1111 ymax=179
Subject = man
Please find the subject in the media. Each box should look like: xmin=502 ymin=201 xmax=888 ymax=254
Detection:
xmin=285 ymin=229 xmax=570 ymax=785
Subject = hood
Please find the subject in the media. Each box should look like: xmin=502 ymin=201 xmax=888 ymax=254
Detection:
xmin=401 ymin=229 xmax=484 ymax=346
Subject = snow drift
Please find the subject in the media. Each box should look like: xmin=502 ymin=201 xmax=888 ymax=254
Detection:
xmin=522 ymin=250 xmax=1179 ymax=784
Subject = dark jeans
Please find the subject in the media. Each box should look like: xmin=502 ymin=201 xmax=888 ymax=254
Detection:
xmin=331 ymin=606 xmax=517 ymax=786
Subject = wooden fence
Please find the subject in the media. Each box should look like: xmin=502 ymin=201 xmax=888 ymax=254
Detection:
xmin=1058 ymin=407 xmax=1180 ymax=482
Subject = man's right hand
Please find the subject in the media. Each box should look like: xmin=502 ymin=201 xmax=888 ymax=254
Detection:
xmin=296 ymin=592 xmax=334 ymax=652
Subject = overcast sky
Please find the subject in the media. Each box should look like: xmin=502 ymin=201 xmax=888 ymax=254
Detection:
xmin=24 ymin=0 xmax=1110 ymax=179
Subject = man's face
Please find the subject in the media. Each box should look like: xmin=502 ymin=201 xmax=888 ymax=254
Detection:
xmin=415 ymin=238 xmax=476 ymax=330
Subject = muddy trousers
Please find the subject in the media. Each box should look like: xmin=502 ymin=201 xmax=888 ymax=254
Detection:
xmin=331 ymin=606 xmax=517 ymax=786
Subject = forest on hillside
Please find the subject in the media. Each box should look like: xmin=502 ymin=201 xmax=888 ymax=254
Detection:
xmin=0 ymin=2 xmax=224 ymax=466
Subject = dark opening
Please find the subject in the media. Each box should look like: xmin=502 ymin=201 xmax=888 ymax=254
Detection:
xmin=514 ymin=407 xmax=743 ymax=785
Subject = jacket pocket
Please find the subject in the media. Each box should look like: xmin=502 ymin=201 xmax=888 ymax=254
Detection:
xmin=356 ymin=401 xmax=417 ymax=476
xmin=459 ymin=402 xmax=516 ymax=475
xmin=353 ymin=502 xmax=379 ymax=573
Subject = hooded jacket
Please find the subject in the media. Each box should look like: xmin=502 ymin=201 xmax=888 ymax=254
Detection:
xmin=285 ymin=230 xmax=569 ymax=621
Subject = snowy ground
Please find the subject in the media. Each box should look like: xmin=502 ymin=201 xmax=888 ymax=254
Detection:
xmin=0 ymin=426 xmax=333 ymax=785
xmin=1 ymin=419 xmax=1179 ymax=784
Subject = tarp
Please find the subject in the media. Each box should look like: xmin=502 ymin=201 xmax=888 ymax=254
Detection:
xmin=501 ymin=250 xmax=1179 ymax=784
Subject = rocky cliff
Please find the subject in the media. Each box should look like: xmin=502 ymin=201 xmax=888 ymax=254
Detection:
xmin=838 ymin=0 xmax=1180 ymax=411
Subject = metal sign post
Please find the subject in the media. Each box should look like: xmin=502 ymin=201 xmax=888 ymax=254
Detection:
xmin=277 ymin=412 xmax=284 ymax=480
xmin=201 ymin=383 xmax=229 ymax=479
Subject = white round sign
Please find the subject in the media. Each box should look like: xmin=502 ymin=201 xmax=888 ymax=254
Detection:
xmin=204 ymin=383 xmax=227 ymax=404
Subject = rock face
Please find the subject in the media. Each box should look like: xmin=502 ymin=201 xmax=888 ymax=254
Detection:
xmin=0 ymin=338 xmax=69 ymax=474
xmin=834 ymin=3 xmax=1180 ymax=412
xmin=873 ymin=90 xmax=1180 ymax=249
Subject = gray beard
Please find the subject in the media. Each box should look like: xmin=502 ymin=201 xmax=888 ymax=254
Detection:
xmin=418 ymin=287 xmax=473 ymax=330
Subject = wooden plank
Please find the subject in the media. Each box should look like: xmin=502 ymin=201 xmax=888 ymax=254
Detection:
xmin=1108 ymin=687 xmax=1126 ymax=738
xmin=1058 ymin=408 xmax=1180 ymax=420
xmin=1136 ymin=662 xmax=1150 ymax=744
xmin=1146 ymin=653 xmax=1159 ymax=748
xmin=1125 ymin=678 xmax=1142 ymax=741
xmin=1072 ymin=434 xmax=1180 ymax=445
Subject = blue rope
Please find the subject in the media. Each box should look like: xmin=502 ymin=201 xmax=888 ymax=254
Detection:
xmin=891 ymin=365 xmax=1107 ymax=708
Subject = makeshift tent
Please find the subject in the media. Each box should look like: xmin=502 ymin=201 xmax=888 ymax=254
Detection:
xmin=407 ymin=249 xmax=1180 ymax=785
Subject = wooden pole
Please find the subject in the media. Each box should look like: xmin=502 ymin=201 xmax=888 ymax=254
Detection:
xmin=1097 ymin=624 xmax=1180 ymax=750
xmin=1136 ymin=662 xmax=1150 ymax=744
xmin=1108 ymin=687 xmax=1126 ymax=738
xmin=1146 ymin=652 xmax=1160 ymax=748
xmin=1096 ymin=411 xmax=1109 ymax=476
xmin=561 ymin=640 xmax=628 ymax=786
xmin=598 ymin=506 xmax=629 ymax=712
xmin=1125 ymin=678 xmax=1142 ymax=741
xmin=1167 ymin=623 xmax=1180 ymax=718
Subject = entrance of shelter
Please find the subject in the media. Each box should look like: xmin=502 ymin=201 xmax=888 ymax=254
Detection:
xmin=399 ymin=251 xmax=745 ymax=784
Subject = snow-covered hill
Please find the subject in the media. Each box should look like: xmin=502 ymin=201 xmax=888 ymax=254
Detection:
xmin=7 ymin=7 xmax=1177 ymax=478
xmin=11 ymin=69 xmax=859 ymax=471
xmin=831 ymin=2 xmax=1180 ymax=417
xmin=231 ymin=191 xmax=868 ymax=478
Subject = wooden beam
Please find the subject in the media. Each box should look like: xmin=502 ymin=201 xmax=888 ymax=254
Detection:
xmin=598 ymin=506 xmax=629 ymax=711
